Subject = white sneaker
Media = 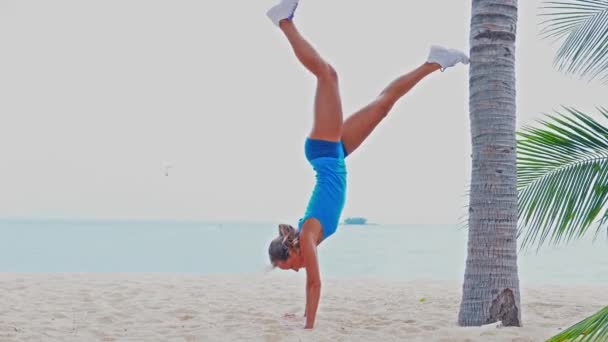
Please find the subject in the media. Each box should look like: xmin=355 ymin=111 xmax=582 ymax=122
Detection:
xmin=427 ymin=45 xmax=469 ymax=71
xmin=267 ymin=0 xmax=299 ymax=26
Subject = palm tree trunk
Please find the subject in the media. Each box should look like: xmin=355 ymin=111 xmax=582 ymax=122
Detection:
xmin=458 ymin=0 xmax=521 ymax=326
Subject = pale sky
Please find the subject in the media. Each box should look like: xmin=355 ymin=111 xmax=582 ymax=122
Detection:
xmin=0 ymin=0 xmax=606 ymax=224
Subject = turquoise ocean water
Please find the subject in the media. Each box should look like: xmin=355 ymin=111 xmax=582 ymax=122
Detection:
xmin=0 ymin=219 xmax=605 ymax=285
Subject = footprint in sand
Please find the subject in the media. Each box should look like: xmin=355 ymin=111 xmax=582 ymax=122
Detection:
xmin=92 ymin=330 xmax=117 ymax=342
xmin=178 ymin=314 xmax=195 ymax=321
xmin=402 ymin=327 xmax=421 ymax=333
xmin=261 ymin=334 xmax=282 ymax=342
xmin=81 ymin=294 xmax=94 ymax=303
xmin=421 ymin=324 xmax=439 ymax=331
xmin=51 ymin=312 xmax=70 ymax=320
xmin=97 ymin=316 xmax=113 ymax=324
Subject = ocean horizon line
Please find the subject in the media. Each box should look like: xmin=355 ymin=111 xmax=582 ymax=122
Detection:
xmin=0 ymin=216 xmax=462 ymax=226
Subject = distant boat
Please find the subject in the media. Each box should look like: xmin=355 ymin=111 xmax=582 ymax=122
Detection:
xmin=343 ymin=217 xmax=368 ymax=225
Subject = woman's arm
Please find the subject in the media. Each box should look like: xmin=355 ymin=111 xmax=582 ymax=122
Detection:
xmin=300 ymin=227 xmax=321 ymax=329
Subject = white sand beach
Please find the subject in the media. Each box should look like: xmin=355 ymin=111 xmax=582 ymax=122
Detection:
xmin=0 ymin=273 xmax=605 ymax=342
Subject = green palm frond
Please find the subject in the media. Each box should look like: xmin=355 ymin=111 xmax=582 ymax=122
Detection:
xmin=547 ymin=306 xmax=608 ymax=341
xmin=517 ymin=107 xmax=608 ymax=248
xmin=540 ymin=0 xmax=608 ymax=82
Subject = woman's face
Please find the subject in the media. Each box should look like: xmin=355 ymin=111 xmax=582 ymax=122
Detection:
xmin=275 ymin=250 xmax=304 ymax=272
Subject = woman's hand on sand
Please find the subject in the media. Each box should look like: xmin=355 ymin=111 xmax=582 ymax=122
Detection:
xmin=282 ymin=313 xmax=310 ymax=329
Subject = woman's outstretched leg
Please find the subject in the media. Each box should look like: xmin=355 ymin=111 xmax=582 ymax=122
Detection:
xmin=341 ymin=46 xmax=469 ymax=156
xmin=268 ymin=0 xmax=343 ymax=142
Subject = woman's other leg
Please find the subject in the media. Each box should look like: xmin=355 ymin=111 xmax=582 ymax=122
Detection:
xmin=340 ymin=63 xmax=440 ymax=156
xmin=277 ymin=18 xmax=343 ymax=141
xmin=341 ymin=46 xmax=468 ymax=156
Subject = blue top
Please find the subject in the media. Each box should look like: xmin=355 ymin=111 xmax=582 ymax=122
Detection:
xmin=298 ymin=138 xmax=348 ymax=240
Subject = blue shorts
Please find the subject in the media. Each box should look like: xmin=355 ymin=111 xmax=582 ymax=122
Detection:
xmin=298 ymin=138 xmax=348 ymax=240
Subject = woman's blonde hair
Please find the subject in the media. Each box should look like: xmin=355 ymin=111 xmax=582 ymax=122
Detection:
xmin=268 ymin=224 xmax=299 ymax=265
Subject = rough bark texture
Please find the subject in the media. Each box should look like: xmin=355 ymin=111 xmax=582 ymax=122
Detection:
xmin=458 ymin=0 xmax=522 ymax=327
